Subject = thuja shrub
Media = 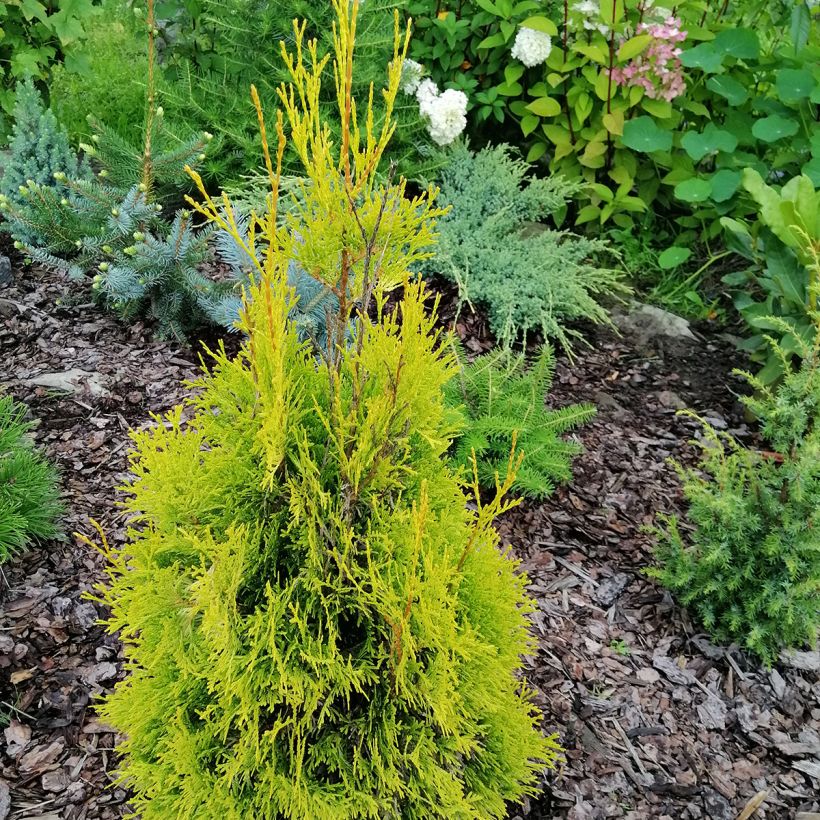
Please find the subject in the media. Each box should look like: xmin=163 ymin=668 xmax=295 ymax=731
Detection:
xmin=651 ymin=324 xmax=820 ymax=665
xmin=90 ymin=3 xmax=559 ymax=817
xmin=0 ymin=395 xmax=62 ymax=561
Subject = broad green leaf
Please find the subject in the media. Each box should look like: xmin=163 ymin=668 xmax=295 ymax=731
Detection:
xmin=789 ymin=2 xmax=811 ymax=53
xmin=521 ymin=114 xmax=540 ymax=136
xmin=706 ymin=75 xmax=748 ymax=106
xmin=641 ymin=98 xmax=672 ymax=119
xmin=802 ymin=156 xmax=820 ymax=187
xmin=680 ymin=42 xmax=723 ymax=73
xmin=712 ymin=28 xmax=759 ymax=59
xmin=520 ymin=15 xmax=558 ymax=35
xmin=674 ymin=177 xmax=712 ymax=202
xmin=680 ymin=124 xmax=738 ymax=161
xmin=658 ymin=247 xmax=692 ymax=269
xmin=600 ymin=0 xmax=624 ymax=26
xmin=527 ymin=141 xmax=548 ymax=162
xmin=621 ymin=116 xmax=673 ymax=153
xmin=775 ymin=69 xmax=816 ymax=104
xmin=602 ymin=109 xmax=624 ymax=136
xmin=751 ymin=115 xmax=800 ymax=143
xmin=526 ymin=96 xmax=561 ymax=117
xmin=575 ymin=204 xmax=601 ymax=225
xmin=617 ymin=35 xmax=652 ymax=63
xmin=709 ymin=169 xmax=742 ymax=202
xmin=574 ymin=43 xmax=608 ymax=64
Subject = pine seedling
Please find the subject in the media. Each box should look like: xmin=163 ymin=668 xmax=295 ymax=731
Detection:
xmin=91 ymin=2 xmax=560 ymax=817
xmin=0 ymin=396 xmax=63 ymax=562
xmin=446 ymin=345 xmax=595 ymax=499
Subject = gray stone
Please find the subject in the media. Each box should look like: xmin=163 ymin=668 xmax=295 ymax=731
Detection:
xmin=25 ymin=368 xmax=110 ymax=399
xmin=0 ymin=255 xmax=11 ymax=285
xmin=656 ymin=389 xmax=687 ymax=410
xmin=614 ymin=302 xmax=697 ymax=348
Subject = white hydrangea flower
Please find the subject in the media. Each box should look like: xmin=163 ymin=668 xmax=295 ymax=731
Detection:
xmin=415 ymin=78 xmax=440 ymax=118
xmin=572 ymin=0 xmax=599 ymax=15
xmin=400 ymin=59 xmax=425 ymax=95
xmin=511 ymin=27 xmax=553 ymax=67
xmin=416 ymin=86 xmax=468 ymax=146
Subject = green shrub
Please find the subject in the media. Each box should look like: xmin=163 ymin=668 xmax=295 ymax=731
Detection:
xmin=651 ymin=325 xmax=820 ymax=665
xmin=49 ymin=5 xmax=149 ymax=145
xmin=722 ymin=170 xmax=820 ymax=383
xmin=155 ymin=0 xmax=438 ymax=185
xmin=0 ymin=0 xmax=99 ymax=139
xmin=418 ymin=142 xmax=626 ymax=349
xmin=0 ymin=395 xmax=62 ymax=562
xmin=446 ymin=345 xmax=595 ymax=499
xmin=0 ymin=78 xmax=90 ymax=244
xmin=91 ymin=4 xmax=559 ymax=815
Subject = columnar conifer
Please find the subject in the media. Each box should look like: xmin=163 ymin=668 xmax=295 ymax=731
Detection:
xmin=92 ymin=3 xmax=559 ymax=816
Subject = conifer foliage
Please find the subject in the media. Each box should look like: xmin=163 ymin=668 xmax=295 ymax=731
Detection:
xmin=0 ymin=78 xmax=89 ymax=245
xmin=446 ymin=346 xmax=595 ymax=499
xmin=92 ymin=3 xmax=559 ymax=817
xmin=0 ymin=396 xmax=63 ymax=562
xmin=417 ymin=142 xmax=627 ymax=350
xmin=651 ymin=324 xmax=820 ymax=665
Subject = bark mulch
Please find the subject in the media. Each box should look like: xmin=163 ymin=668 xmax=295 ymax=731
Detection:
xmin=1 ymin=267 xmax=819 ymax=820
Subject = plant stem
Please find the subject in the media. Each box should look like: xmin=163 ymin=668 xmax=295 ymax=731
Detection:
xmin=142 ymin=0 xmax=156 ymax=198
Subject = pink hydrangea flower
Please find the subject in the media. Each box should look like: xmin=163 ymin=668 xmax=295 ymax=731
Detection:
xmin=611 ymin=17 xmax=687 ymax=102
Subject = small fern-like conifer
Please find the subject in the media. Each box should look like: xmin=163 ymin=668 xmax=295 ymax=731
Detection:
xmin=651 ymin=323 xmax=820 ymax=665
xmin=446 ymin=346 xmax=595 ymax=499
xmin=0 ymin=396 xmax=63 ymax=562
xmin=90 ymin=3 xmax=559 ymax=816
xmin=418 ymin=143 xmax=627 ymax=350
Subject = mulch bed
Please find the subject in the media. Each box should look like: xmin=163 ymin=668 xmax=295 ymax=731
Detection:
xmin=1 ymin=266 xmax=818 ymax=820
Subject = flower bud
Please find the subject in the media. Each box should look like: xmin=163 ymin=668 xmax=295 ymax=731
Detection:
xmin=26 ymin=179 xmax=36 ymax=188
xmin=92 ymin=135 xmax=100 ymax=143
xmin=18 ymin=186 xmax=28 ymax=196
xmin=13 ymin=241 xmax=23 ymax=250
xmin=111 ymin=208 xmax=120 ymax=217
xmin=98 ymin=169 xmax=109 ymax=178
xmin=133 ymin=231 xmax=145 ymax=242
xmin=138 ymin=183 xmax=148 ymax=192
xmin=197 ymin=153 xmax=206 ymax=161
xmin=203 ymin=132 xmax=213 ymax=141
xmin=124 ymin=246 xmax=137 ymax=256
xmin=155 ymin=106 xmax=164 ymax=117
xmin=75 ymin=240 xmax=82 ymax=249
xmin=99 ymin=262 xmax=110 ymax=272
xmin=154 ymin=203 xmax=162 ymax=212
xmin=60 ymin=198 xmax=69 ymax=206
xmin=102 ymin=245 xmax=113 ymax=254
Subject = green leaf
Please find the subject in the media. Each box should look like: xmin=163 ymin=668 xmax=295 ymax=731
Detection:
xmin=680 ymin=124 xmax=738 ymax=161
xmin=802 ymin=156 xmax=820 ymax=187
xmin=617 ymin=34 xmax=652 ymax=63
xmin=526 ymin=96 xmax=561 ymax=117
xmin=789 ymin=3 xmax=811 ymax=53
xmin=658 ymin=246 xmax=692 ymax=269
xmin=621 ymin=116 xmax=672 ymax=153
xmin=674 ymin=178 xmax=713 ymax=202
xmin=712 ymin=28 xmax=759 ymax=59
xmin=600 ymin=0 xmax=624 ymax=26
xmin=751 ymin=115 xmax=800 ymax=143
xmin=706 ymin=75 xmax=748 ymax=106
xmin=520 ymin=15 xmax=558 ymax=35
xmin=527 ymin=141 xmax=548 ymax=162
xmin=680 ymin=42 xmax=723 ymax=73
xmin=709 ymin=169 xmax=742 ymax=202
xmin=775 ymin=69 xmax=816 ymax=104
xmin=521 ymin=113 xmax=540 ymax=136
